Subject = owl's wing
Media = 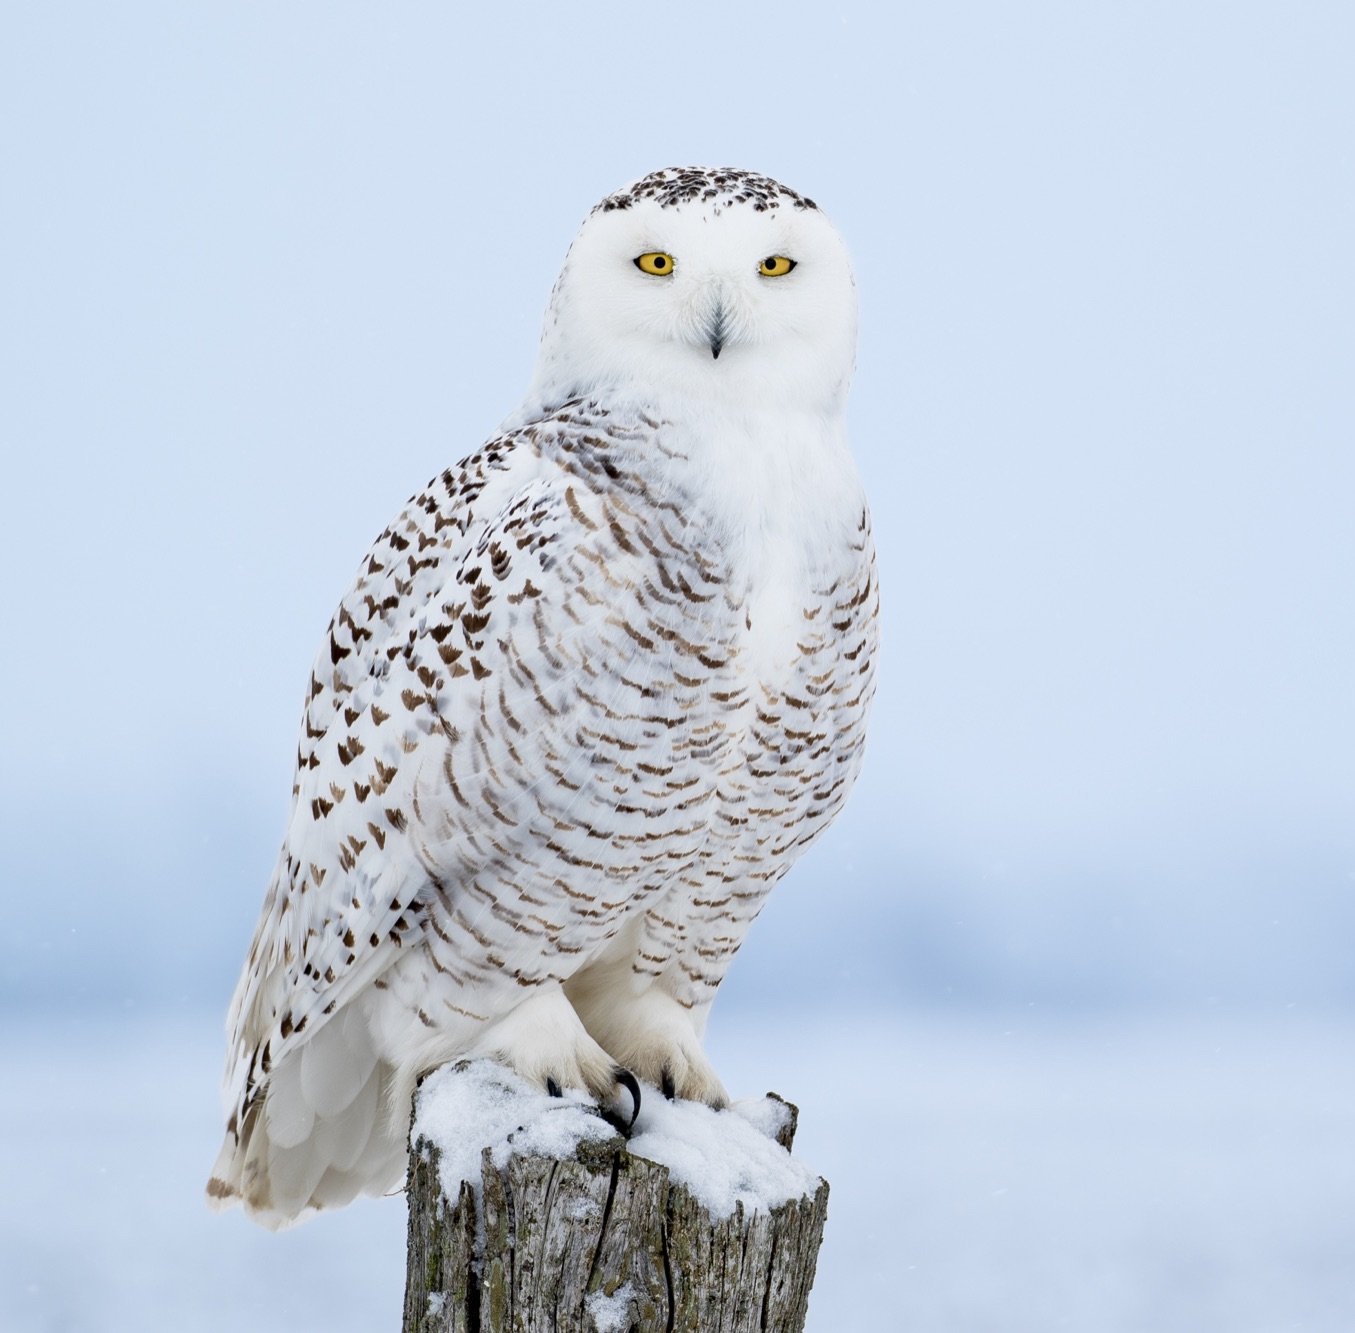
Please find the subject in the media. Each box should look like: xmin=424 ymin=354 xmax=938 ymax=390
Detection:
xmin=218 ymin=419 xmax=688 ymax=1147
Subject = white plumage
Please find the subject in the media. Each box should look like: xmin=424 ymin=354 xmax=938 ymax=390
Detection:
xmin=208 ymin=167 xmax=879 ymax=1228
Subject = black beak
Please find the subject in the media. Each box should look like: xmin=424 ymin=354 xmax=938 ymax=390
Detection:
xmin=708 ymin=303 xmax=728 ymax=360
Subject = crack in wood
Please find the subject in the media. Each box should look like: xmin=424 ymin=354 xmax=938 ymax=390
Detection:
xmin=660 ymin=1204 xmax=676 ymax=1333
xmin=759 ymin=1228 xmax=778 ymax=1331
xmin=585 ymin=1154 xmax=622 ymax=1293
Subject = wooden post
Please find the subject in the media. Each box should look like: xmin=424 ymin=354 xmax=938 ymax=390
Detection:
xmin=402 ymin=1068 xmax=830 ymax=1333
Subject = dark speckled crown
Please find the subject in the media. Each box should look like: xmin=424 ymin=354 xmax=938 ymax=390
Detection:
xmin=597 ymin=166 xmax=817 ymax=215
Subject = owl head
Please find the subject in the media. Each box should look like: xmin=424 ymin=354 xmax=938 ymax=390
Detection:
xmin=527 ymin=167 xmax=858 ymax=419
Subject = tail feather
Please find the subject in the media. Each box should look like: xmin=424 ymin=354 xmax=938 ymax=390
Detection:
xmin=206 ymin=1007 xmax=407 ymax=1229
xmin=258 ymin=1056 xmax=315 ymax=1150
xmin=311 ymin=1063 xmax=381 ymax=1174
xmin=300 ymin=1006 xmax=377 ymax=1115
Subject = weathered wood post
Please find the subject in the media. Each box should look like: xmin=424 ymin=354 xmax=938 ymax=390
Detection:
xmin=402 ymin=1062 xmax=829 ymax=1333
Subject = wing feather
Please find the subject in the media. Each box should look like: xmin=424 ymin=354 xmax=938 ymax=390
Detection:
xmin=219 ymin=410 xmax=705 ymax=1138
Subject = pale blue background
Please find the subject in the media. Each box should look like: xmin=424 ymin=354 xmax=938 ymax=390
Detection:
xmin=2 ymin=4 xmax=1352 ymax=1329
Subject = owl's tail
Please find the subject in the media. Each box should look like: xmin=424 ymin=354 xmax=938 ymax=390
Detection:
xmin=206 ymin=1004 xmax=409 ymax=1229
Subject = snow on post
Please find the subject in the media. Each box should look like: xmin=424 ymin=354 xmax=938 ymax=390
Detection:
xmin=402 ymin=1061 xmax=829 ymax=1332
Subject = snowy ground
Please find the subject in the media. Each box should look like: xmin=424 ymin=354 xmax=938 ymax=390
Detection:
xmin=2 ymin=1007 xmax=1351 ymax=1332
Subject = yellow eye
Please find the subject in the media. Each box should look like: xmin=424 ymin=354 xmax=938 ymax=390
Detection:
xmin=758 ymin=255 xmax=796 ymax=277
xmin=634 ymin=252 xmax=675 ymax=276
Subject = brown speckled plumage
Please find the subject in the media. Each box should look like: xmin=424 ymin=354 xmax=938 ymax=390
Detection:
xmin=599 ymin=166 xmax=817 ymax=214
xmin=210 ymin=167 xmax=876 ymax=1229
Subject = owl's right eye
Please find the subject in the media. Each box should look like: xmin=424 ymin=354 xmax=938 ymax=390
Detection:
xmin=634 ymin=252 xmax=675 ymax=276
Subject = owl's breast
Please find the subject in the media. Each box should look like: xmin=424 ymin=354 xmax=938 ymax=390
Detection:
xmin=609 ymin=405 xmax=881 ymax=882
xmin=714 ymin=507 xmax=879 ymax=872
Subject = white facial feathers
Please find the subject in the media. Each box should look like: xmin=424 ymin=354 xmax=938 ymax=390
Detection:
xmin=528 ymin=167 xmax=858 ymax=417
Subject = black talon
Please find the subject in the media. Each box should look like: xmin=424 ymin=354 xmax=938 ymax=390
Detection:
xmin=660 ymin=1067 xmax=677 ymax=1101
xmin=598 ymin=1067 xmax=642 ymax=1137
xmin=546 ymin=1076 xmax=562 ymax=1098
xmin=615 ymin=1068 xmax=642 ymax=1128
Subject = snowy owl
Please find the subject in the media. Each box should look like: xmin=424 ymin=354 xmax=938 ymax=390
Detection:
xmin=208 ymin=166 xmax=879 ymax=1228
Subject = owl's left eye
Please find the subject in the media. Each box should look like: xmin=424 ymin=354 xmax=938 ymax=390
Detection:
xmin=758 ymin=256 xmax=796 ymax=277
xmin=634 ymin=252 xmax=675 ymax=276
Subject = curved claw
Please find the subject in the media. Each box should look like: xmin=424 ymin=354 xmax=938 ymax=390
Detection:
xmin=598 ymin=1066 xmax=642 ymax=1137
xmin=546 ymin=1076 xmax=563 ymax=1099
xmin=660 ymin=1066 xmax=677 ymax=1101
xmin=614 ymin=1067 xmax=642 ymax=1128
